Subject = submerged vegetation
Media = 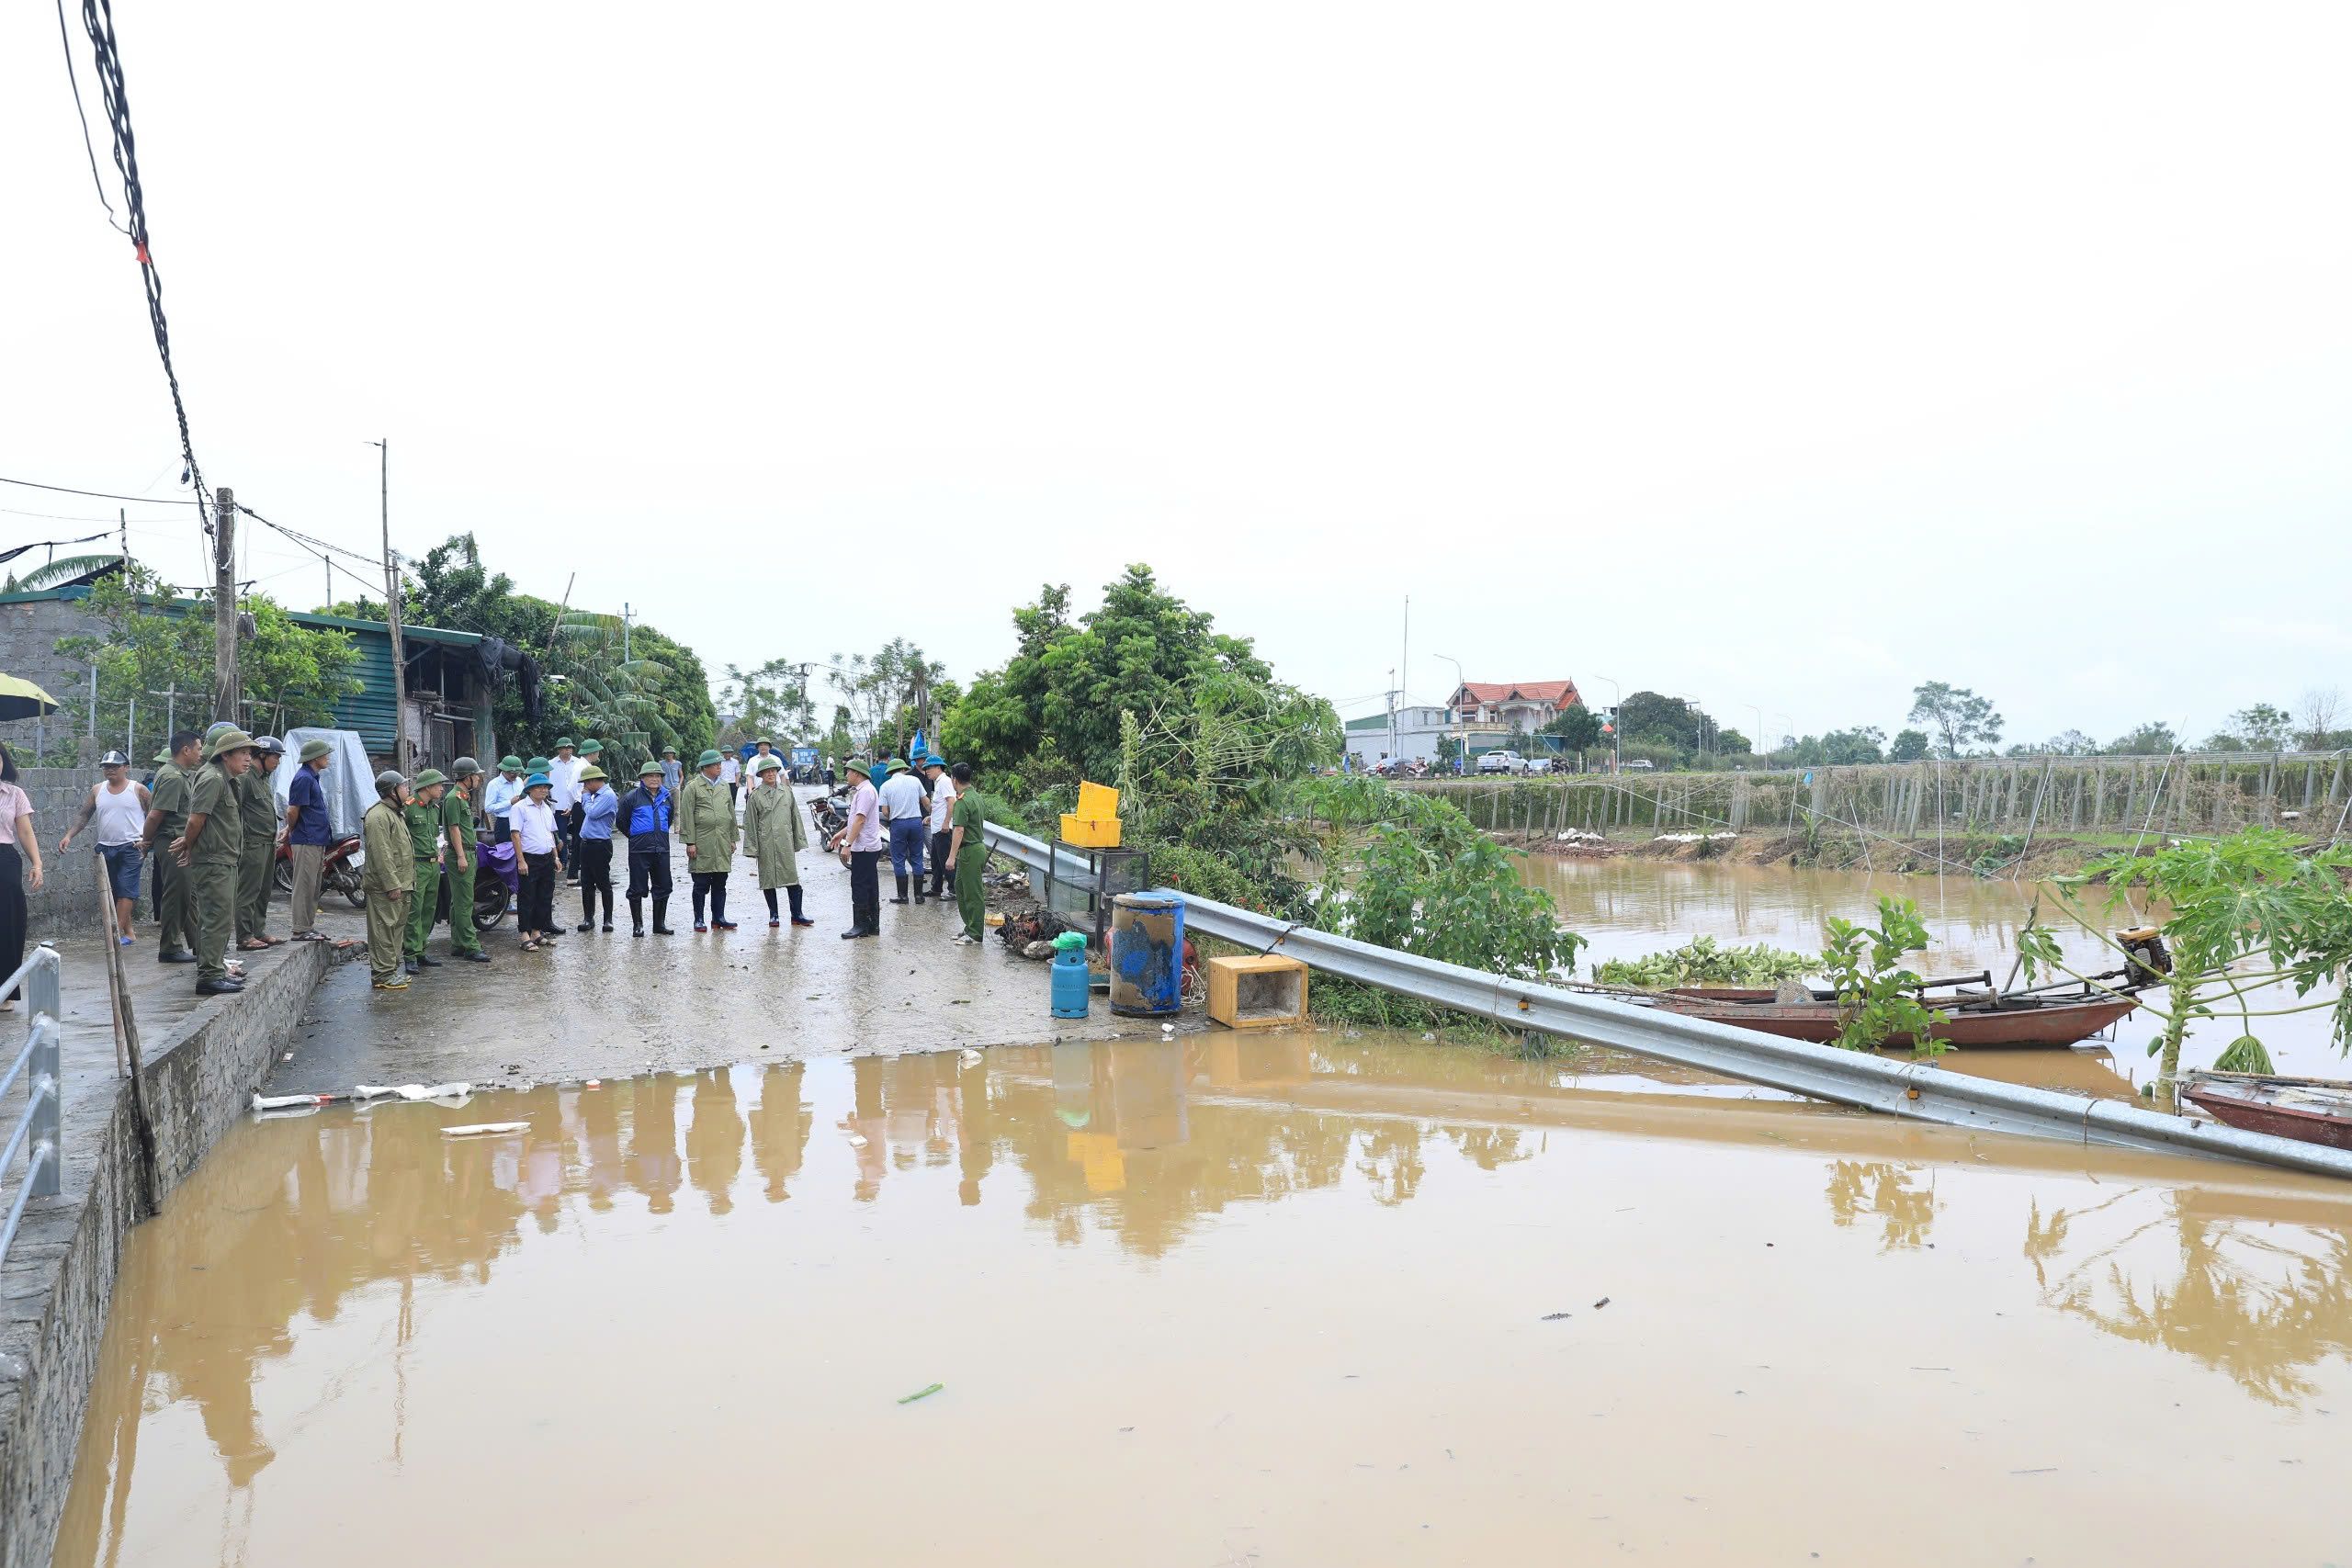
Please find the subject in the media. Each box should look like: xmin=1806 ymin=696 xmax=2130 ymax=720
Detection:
xmin=1593 ymin=938 xmax=1814 ymax=990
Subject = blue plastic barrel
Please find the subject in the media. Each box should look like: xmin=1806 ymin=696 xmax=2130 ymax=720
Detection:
xmin=1109 ymin=893 xmax=1185 ymax=1017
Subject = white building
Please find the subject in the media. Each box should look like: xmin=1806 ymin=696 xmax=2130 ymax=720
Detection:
xmin=1343 ymin=705 xmax=1452 ymax=767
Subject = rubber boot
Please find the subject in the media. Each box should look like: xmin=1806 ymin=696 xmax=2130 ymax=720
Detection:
xmin=652 ymin=895 xmax=674 ymax=935
xmin=892 ymin=871 xmax=910 ymax=905
xmin=788 ymin=884 xmax=813 ymax=927
xmin=629 ymin=896 xmax=645 ymax=937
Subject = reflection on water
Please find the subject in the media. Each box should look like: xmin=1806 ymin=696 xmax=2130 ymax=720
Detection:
xmin=1521 ymin=854 xmax=2349 ymax=1077
xmin=57 ymin=1037 xmax=2352 ymax=1568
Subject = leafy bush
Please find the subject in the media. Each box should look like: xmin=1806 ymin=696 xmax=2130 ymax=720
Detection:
xmin=1821 ymin=896 xmax=1950 ymax=1055
xmin=1595 ymin=938 xmax=1815 ymax=989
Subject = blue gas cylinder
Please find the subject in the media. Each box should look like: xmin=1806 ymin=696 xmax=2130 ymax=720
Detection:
xmin=1050 ymin=931 xmax=1092 ymax=1019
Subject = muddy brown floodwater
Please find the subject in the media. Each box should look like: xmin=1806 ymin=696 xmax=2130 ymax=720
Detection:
xmin=57 ymin=1034 xmax=2352 ymax=1567
xmin=1521 ymin=853 xmax=2352 ymax=1081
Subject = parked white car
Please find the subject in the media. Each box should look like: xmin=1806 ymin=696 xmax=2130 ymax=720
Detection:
xmin=1476 ymin=750 xmax=1523 ymax=774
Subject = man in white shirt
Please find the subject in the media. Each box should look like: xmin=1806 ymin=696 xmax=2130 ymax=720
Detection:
xmin=547 ymin=739 xmax=582 ymax=882
xmin=876 ymin=758 xmax=930 ymax=906
xmin=483 ymin=756 xmax=526 ymax=837
xmin=718 ymin=750 xmax=741 ymax=810
xmin=921 ymin=755 xmax=956 ymax=903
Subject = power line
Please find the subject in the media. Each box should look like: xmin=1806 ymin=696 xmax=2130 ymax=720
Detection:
xmin=0 ymin=473 xmax=199 ymax=504
xmin=75 ymin=0 xmax=212 ymax=524
xmin=52 ymin=0 xmax=126 ymax=234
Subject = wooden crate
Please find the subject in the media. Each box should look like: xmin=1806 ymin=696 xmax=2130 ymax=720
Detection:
xmin=1206 ymin=953 xmax=1308 ymax=1030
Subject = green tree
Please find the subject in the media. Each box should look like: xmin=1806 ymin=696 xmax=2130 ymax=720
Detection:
xmin=1907 ymin=681 xmax=2004 ymax=758
xmin=52 ymin=562 xmax=361 ymax=756
xmin=1888 ymin=728 xmax=1931 ymax=762
xmin=2030 ymin=829 xmax=2352 ymax=1107
xmin=718 ymin=658 xmax=819 ymax=748
xmin=2207 ymin=702 xmax=2292 ymax=752
xmin=2105 ymin=720 xmax=2178 ymax=756
xmin=1617 ymin=691 xmax=1700 ymax=751
xmin=1543 ymin=702 xmax=1603 ymax=764
xmin=1822 ymin=897 xmax=1951 ymax=1056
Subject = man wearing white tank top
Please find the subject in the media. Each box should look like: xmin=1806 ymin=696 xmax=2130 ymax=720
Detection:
xmin=59 ymin=750 xmax=151 ymax=945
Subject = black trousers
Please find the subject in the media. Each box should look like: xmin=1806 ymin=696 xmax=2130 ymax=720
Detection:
xmin=0 ymin=844 xmax=24 ymax=1004
xmin=690 ymin=869 xmax=729 ymax=926
xmin=848 ymin=848 xmax=882 ymax=933
xmin=577 ymin=837 xmax=613 ymax=924
xmin=519 ymin=851 xmax=558 ymax=934
xmin=627 ymin=847 xmax=672 ymax=898
xmin=930 ymin=829 xmax=953 ymax=898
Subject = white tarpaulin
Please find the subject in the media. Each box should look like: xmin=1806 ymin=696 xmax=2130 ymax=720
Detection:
xmin=275 ymin=728 xmax=374 ymax=842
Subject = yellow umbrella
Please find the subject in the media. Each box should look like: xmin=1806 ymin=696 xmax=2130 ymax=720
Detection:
xmin=0 ymin=672 xmax=62 ymax=723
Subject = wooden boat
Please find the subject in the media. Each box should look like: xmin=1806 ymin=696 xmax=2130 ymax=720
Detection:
xmin=1650 ymin=985 xmax=2138 ymax=1049
xmin=2180 ymin=1071 xmax=2352 ymax=1152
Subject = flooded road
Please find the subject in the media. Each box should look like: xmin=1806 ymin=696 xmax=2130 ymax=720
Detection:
xmin=60 ymin=1034 xmax=2352 ymax=1567
xmin=1521 ymin=854 xmax=2351 ymax=1080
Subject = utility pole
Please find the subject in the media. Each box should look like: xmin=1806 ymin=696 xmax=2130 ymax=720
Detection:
xmin=212 ymin=488 xmax=239 ymax=722
xmin=623 ymin=602 xmax=632 ymax=662
xmin=1386 ymin=669 xmax=1399 ymax=765
xmin=373 ymin=440 xmax=411 ymax=773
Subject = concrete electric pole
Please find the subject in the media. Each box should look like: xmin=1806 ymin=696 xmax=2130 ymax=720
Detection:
xmin=212 ymin=487 xmax=240 ymax=723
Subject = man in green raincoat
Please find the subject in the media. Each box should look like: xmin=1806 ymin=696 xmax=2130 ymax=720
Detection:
xmin=742 ymin=752 xmax=813 ymax=927
xmin=141 ymin=731 xmax=202 ymax=963
xmin=679 ymin=748 xmax=738 ymax=931
xmin=175 ymin=728 xmax=259 ymax=994
xmin=362 ymin=771 xmax=413 ymax=989
xmin=402 ymin=769 xmax=449 ymax=973
xmin=443 ymin=757 xmax=489 ymax=963
xmin=235 ymin=737 xmax=286 ymax=951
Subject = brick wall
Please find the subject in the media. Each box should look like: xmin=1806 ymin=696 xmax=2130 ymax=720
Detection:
xmin=7 ymin=772 xmax=108 ymax=938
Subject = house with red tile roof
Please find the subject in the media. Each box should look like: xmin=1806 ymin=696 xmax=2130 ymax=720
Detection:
xmin=1446 ymin=680 xmax=1583 ymax=736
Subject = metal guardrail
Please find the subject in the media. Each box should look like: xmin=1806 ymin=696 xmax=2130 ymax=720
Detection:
xmin=0 ymin=944 xmax=63 ymax=1262
xmin=981 ymin=822 xmax=2352 ymax=1179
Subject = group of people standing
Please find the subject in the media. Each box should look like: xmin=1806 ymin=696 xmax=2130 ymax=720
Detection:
xmin=13 ymin=728 xmax=993 ymax=1008
xmin=41 ymin=726 xmax=342 ymax=998
xmin=825 ymin=753 xmax=988 ymax=944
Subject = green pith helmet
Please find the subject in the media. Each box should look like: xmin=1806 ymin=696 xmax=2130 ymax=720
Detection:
xmin=581 ymin=739 xmax=603 ymax=755
xmin=639 ymin=759 xmax=663 ymax=779
xmin=526 ymin=756 xmax=551 ymax=773
xmin=450 ymin=755 xmax=481 ymax=777
xmin=555 ymin=737 xmax=575 ymax=750
xmin=843 ymin=757 xmax=872 ymax=778
xmin=410 ymin=768 xmax=447 ymax=792
xmin=500 ymin=755 xmax=523 ymax=773
xmin=886 ymin=758 xmax=910 ymax=774
xmin=697 ymin=749 xmax=723 ymax=768
xmin=299 ymin=739 xmax=333 ymax=763
xmin=204 ymin=727 xmax=256 ymax=761
xmin=152 ymin=749 xmax=170 ymax=765
xmin=579 ymin=763 xmax=607 ymax=783
xmin=754 ymin=754 xmax=781 ymax=773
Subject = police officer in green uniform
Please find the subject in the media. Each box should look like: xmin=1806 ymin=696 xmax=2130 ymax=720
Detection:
xmin=362 ymin=770 xmax=413 ymax=988
xmin=141 ymin=731 xmax=202 ymax=963
xmin=401 ymin=769 xmax=449 ymax=973
xmin=443 ymin=757 xmax=490 ymax=964
xmin=235 ymin=737 xmax=287 ymax=950
xmin=175 ymin=727 xmax=258 ymax=995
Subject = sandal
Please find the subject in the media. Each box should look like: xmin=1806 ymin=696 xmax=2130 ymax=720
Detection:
xmin=521 ymin=937 xmax=541 ymax=953
xmin=239 ymin=939 xmax=271 ymax=952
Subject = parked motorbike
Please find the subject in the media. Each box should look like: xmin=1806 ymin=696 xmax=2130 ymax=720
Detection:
xmin=272 ymin=832 xmax=366 ymax=908
xmin=810 ymin=787 xmax=852 ymax=841
xmin=474 ymin=834 xmax=519 ymax=931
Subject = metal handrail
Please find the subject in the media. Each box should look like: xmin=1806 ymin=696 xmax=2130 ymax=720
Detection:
xmin=0 ymin=944 xmax=62 ymax=1262
xmin=979 ymin=822 xmax=2352 ymax=1180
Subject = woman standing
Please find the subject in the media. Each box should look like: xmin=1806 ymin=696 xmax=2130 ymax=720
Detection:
xmin=742 ymin=754 xmax=814 ymax=928
xmin=1 ymin=745 xmax=44 ymax=1010
xmin=510 ymin=772 xmax=561 ymax=952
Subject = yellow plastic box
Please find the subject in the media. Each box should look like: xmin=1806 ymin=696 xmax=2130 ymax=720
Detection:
xmin=1059 ymin=813 xmax=1123 ymax=847
xmin=1077 ymin=781 xmax=1120 ymax=818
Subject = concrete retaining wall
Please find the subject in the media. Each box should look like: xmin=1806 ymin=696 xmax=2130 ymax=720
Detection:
xmin=0 ymin=939 xmax=339 ymax=1568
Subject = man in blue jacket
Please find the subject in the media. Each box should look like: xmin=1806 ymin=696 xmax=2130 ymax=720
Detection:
xmin=617 ymin=759 xmax=675 ymax=937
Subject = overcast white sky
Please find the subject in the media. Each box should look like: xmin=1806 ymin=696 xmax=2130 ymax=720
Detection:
xmin=5 ymin=2 xmax=2346 ymax=747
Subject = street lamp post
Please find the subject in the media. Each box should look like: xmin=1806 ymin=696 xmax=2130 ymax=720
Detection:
xmin=1592 ymin=675 xmax=1621 ymax=773
xmin=1434 ymin=653 xmax=1466 ymax=773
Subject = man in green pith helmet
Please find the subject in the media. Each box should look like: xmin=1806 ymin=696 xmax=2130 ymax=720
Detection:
xmin=175 ymin=727 xmax=259 ymax=994
xmin=402 ymin=769 xmax=449 ymax=973
xmin=361 ymin=771 xmax=413 ymax=989
xmin=484 ymin=754 xmax=526 ymax=840
xmin=679 ymin=748 xmax=738 ymax=931
xmin=142 ymin=730 xmax=202 ymax=963
xmin=235 ymin=737 xmax=286 ymax=951
xmin=443 ymin=757 xmax=489 ymax=963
